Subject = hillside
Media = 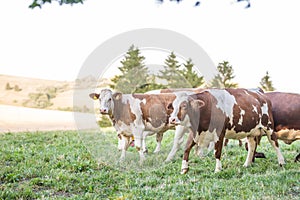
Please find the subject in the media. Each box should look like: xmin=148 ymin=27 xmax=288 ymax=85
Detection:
xmin=0 ymin=74 xmax=111 ymax=112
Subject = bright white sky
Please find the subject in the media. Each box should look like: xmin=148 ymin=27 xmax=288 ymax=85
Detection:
xmin=0 ymin=0 xmax=299 ymax=93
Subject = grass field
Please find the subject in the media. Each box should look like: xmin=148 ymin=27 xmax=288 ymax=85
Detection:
xmin=0 ymin=130 xmax=299 ymax=199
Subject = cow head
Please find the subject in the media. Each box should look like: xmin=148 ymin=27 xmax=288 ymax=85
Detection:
xmin=89 ymin=89 xmax=113 ymax=114
xmin=169 ymin=93 xmax=205 ymax=126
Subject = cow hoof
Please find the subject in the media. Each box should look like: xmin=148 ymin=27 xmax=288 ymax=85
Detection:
xmin=294 ymin=154 xmax=300 ymax=162
xmin=153 ymin=149 xmax=160 ymax=154
xmin=214 ymin=169 xmax=222 ymax=173
xmin=278 ymin=159 xmax=285 ymax=166
xmin=279 ymin=162 xmax=286 ymax=167
xmin=181 ymin=168 xmax=189 ymax=174
xmin=243 ymin=163 xmax=251 ymax=168
xmin=254 ymin=152 xmax=266 ymax=158
xmin=139 ymin=160 xmax=144 ymax=166
xmin=143 ymin=149 xmax=148 ymax=154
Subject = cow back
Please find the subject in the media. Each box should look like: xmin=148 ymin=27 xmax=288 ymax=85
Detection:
xmin=133 ymin=93 xmax=176 ymax=129
xmin=265 ymin=92 xmax=300 ymax=131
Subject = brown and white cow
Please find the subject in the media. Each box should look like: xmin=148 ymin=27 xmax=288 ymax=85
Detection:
xmin=168 ymin=88 xmax=285 ymax=174
xmin=265 ymin=92 xmax=300 ymax=162
xmin=90 ymin=89 xmax=178 ymax=161
xmin=147 ymin=88 xmax=214 ymax=161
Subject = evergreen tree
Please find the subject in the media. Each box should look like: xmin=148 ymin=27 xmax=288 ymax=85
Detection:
xmin=159 ymin=52 xmax=190 ymax=88
xmin=181 ymin=58 xmax=205 ymax=88
xmin=110 ymin=45 xmax=148 ymax=93
xmin=210 ymin=61 xmax=238 ymax=88
xmin=260 ymin=71 xmax=275 ymax=91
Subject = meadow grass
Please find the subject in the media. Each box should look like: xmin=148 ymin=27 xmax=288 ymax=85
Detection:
xmin=0 ymin=130 xmax=299 ymax=199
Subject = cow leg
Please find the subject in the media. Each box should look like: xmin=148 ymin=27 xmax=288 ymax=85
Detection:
xmin=224 ymin=138 xmax=229 ymax=146
xmin=244 ymin=137 xmax=256 ymax=167
xmin=224 ymin=139 xmax=242 ymax=147
xmin=181 ymin=130 xmax=196 ymax=174
xmin=141 ymin=131 xmax=149 ymax=154
xmin=120 ymin=149 xmax=126 ymax=161
xmin=195 ymin=142 xmax=214 ymax=158
xmin=142 ymin=137 xmax=148 ymax=154
xmin=266 ymin=131 xmax=285 ymax=166
xmin=252 ymin=137 xmax=259 ymax=162
xmin=134 ymin=133 xmax=146 ymax=164
xmin=254 ymin=135 xmax=266 ymax=158
xmin=214 ymin=133 xmax=225 ymax=172
xmin=153 ymin=132 xmax=163 ymax=153
xmin=118 ymin=134 xmax=129 ymax=162
xmin=238 ymin=139 xmax=243 ymax=147
xmin=196 ymin=145 xmax=204 ymax=157
xmin=245 ymin=141 xmax=266 ymax=158
xmin=166 ymin=125 xmax=186 ymax=162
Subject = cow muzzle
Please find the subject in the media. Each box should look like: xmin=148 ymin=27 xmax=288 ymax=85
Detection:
xmin=169 ymin=117 xmax=180 ymax=125
xmin=100 ymin=108 xmax=108 ymax=114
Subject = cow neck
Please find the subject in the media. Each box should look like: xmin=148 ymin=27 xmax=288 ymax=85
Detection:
xmin=108 ymin=110 xmax=116 ymax=125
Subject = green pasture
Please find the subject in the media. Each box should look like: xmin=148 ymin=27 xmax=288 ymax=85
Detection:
xmin=0 ymin=130 xmax=299 ymax=199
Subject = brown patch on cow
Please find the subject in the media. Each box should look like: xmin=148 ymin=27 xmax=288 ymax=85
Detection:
xmin=112 ymin=96 xmax=136 ymax=126
xmin=261 ymin=114 xmax=269 ymax=127
xmin=266 ymin=92 xmax=300 ymax=132
xmin=191 ymin=93 xmax=211 ymax=133
xmin=270 ymin=132 xmax=279 ymax=147
xmin=177 ymin=101 xmax=188 ymax=121
xmin=132 ymin=93 xmax=176 ymax=129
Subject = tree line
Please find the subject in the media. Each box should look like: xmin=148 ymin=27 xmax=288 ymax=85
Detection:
xmin=109 ymin=45 xmax=275 ymax=93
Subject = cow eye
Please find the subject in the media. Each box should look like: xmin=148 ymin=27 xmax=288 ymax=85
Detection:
xmin=108 ymin=98 xmax=112 ymax=102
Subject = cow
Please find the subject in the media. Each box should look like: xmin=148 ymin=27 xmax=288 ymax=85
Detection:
xmin=168 ymin=88 xmax=285 ymax=174
xmin=90 ymin=89 xmax=179 ymax=162
xmin=148 ymin=88 xmax=214 ymax=161
xmin=265 ymin=92 xmax=300 ymax=162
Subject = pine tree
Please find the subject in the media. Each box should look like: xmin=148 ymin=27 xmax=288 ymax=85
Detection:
xmin=210 ymin=61 xmax=238 ymax=88
xmin=181 ymin=58 xmax=205 ymax=88
xmin=110 ymin=45 xmax=148 ymax=93
xmin=260 ymin=71 xmax=275 ymax=91
xmin=158 ymin=52 xmax=189 ymax=88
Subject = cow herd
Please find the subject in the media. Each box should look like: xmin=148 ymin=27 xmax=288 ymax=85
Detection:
xmin=89 ymin=88 xmax=299 ymax=174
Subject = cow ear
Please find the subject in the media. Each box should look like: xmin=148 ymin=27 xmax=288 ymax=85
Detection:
xmin=113 ymin=92 xmax=122 ymax=100
xmin=166 ymin=102 xmax=173 ymax=110
xmin=258 ymin=87 xmax=264 ymax=93
xmin=89 ymin=93 xmax=100 ymax=100
xmin=191 ymin=99 xmax=205 ymax=109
